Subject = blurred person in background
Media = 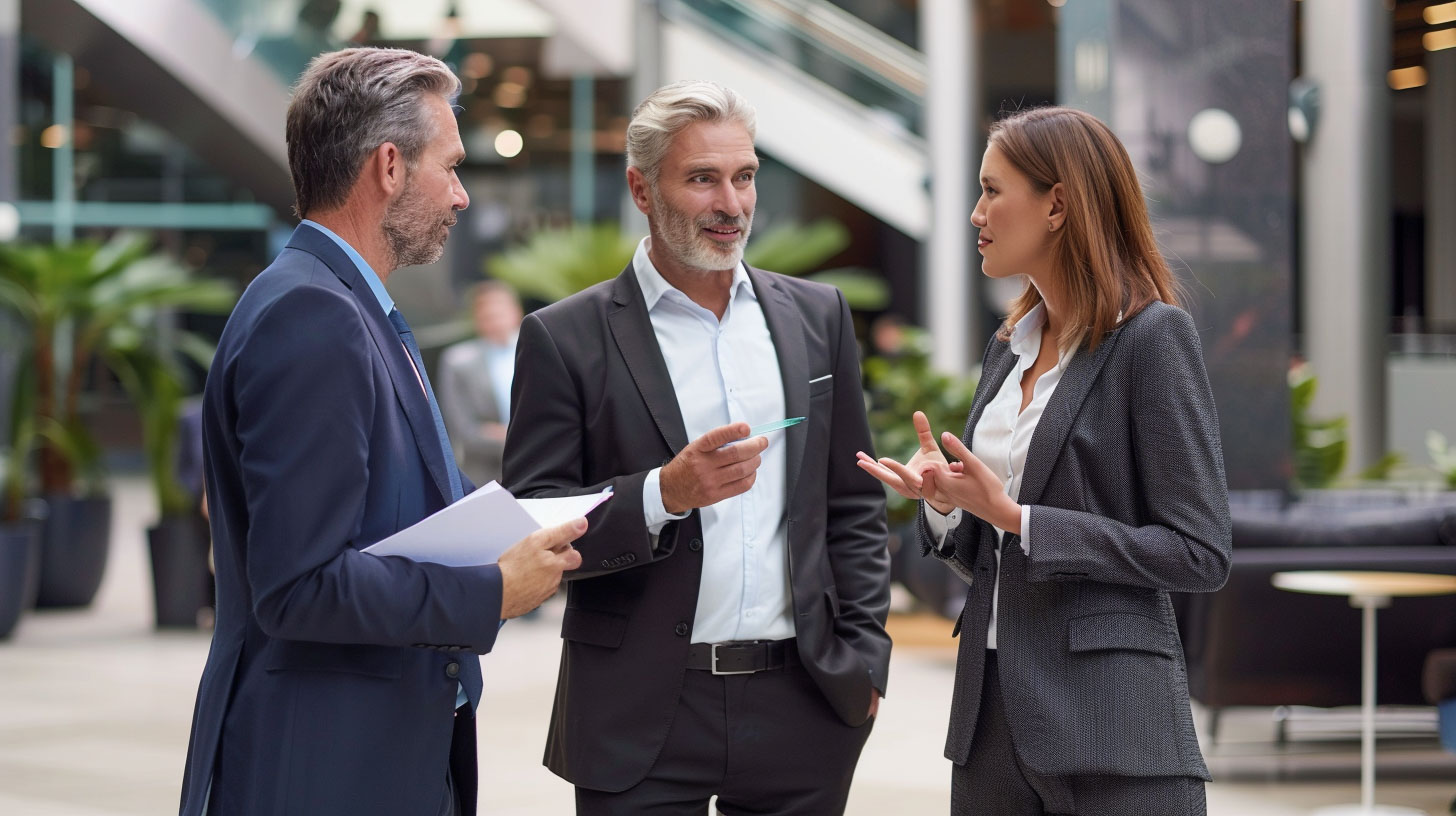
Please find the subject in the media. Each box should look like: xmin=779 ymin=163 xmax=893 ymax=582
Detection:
xmin=438 ymin=281 xmax=522 ymax=487
xmin=504 ymin=80 xmax=891 ymax=815
xmin=859 ymin=106 xmax=1231 ymax=816
xmin=179 ymin=48 xmax=583 ymax=816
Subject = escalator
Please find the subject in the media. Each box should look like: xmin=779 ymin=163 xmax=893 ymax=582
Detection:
xmin=24 ymin=0 xmax=296 ymax=214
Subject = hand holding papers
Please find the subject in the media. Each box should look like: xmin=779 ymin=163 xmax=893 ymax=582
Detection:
xmin=363 ymin=482 xmax=612 ymax=567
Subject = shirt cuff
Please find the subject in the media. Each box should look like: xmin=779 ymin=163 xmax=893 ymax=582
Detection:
xmin=1019 ymin=504 xmax=1031 ymax=555
xmin=923 ymin=502 xmax=962 ymax=554
xmin=643 ymin=467 xmax=689 ymax=535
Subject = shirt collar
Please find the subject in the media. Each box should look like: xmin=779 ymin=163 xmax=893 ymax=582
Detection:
xmin=631 ymin=237 xmax=753 ymax=312
xmin=1008 ymin=302 xmax=1076 ymax=371
xmin=301 ymin=219 xmax=394 ymax=317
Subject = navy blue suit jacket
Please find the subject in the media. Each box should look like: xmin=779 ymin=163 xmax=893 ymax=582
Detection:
xmin=179 ymin=224 xmax=504 ymax=815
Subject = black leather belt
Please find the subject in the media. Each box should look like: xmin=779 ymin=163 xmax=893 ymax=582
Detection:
xmin=686 ymin=638 xmax=797 ymax=675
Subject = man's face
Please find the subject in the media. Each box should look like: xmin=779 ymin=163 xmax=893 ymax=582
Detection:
xmin=383 ymin=94 xmax=469 ymax=270
xmin=646 ymin=120 xmax=757 ymax=274
xmin=473 ymin=289 xmax=522 ymax=345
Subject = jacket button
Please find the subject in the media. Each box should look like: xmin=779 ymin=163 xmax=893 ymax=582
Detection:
xmin=688 ymin=538 xmax=702 ymax=552
xmin=674 ymin=622 xmax=689 ymax=637
xmin=444 ymin=661 xmax=460 ymax=679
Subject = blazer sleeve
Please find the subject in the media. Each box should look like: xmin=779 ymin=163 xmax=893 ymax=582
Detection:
xmin=235 ymin=286 xmax=504 ymax=653
xmin=503 ymin=311 xmax=673 ymax=580
xmin=822 ymin=290 xmax=894 ymax=692
xmin=1022 ymin=306 xmax=1232 ymax=593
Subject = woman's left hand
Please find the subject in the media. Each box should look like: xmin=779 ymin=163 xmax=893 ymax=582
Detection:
xmin=921 ymin=432 xmax=1024 ymax=534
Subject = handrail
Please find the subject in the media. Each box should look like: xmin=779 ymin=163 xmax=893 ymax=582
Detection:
xmin=741 ymin=0 xmax=925 ymax=97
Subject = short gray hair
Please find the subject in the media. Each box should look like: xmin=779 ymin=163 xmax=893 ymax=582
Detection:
xmin=286 ymin=48 xmax=460 ymax=218
xmin=625 ymin=80 xmax=757 ymax=184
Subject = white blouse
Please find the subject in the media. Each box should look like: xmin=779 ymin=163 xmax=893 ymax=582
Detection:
xmin=925 ymin=303 xmax=1075 ymax=648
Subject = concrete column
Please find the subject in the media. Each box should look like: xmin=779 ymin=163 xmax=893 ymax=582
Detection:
xmin=622 ymin=0 xmax=660 ymax=235
xmin=1300 ymin=0 xmax=1391 ymax=471
xmin=920 ymin=0 xmax=977 ymax=374
xmin=1427 ymin=48 xmax=1456 ymax=330
xmin=570 ymin=73 xmax=595 ymax=224
xmin=0 ymin=0 xmax=16 ymax=202
xmin=52 ymin=53 xmax=75 ymax=245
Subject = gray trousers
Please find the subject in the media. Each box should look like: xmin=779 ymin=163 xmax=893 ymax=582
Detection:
xmin=950 ymin=651 xmax=1206 ymax=816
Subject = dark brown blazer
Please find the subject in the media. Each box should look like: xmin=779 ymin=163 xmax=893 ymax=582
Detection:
xmin=503 ymin=264 xmax=891 ymax=792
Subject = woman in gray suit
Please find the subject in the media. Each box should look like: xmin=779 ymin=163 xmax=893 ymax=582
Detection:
xmin=859 ymin=106 xmax=1232 ymax=815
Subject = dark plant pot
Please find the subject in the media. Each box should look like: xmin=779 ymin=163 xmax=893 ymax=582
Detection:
xmin=147 ymin=512 xmax=213 ymax=628
xmin=0 ymin=520 xmax=42 ymax=639
xmin=35 ymin=493 xmax=113 ymax=609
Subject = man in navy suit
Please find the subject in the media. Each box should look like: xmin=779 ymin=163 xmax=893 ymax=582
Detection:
xmin=178 ymin=48 xmax=584 ymax=816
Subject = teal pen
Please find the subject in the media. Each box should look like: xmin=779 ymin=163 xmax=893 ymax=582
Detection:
xmin=749 ymin=416 xmax=806 ymax=436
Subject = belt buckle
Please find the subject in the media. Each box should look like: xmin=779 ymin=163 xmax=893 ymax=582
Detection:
xmin=710 ymin=642 xmax=754 ymax=676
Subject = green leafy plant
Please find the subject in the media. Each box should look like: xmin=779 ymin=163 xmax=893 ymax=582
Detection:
xmin=1426 ymin=431 xmax=1456 ymax=490
xmin=485 ymin=219 xmax=889 ymax=309
xmin=0 ymin=234 xmax=235 ymax=514
xmin=862 ymin=327 xmax=979 ymax=524
xmin=1289 ymin=363 xmax=1346 ymax=489
xmin=486 ymin=223 xmax=639 ymax=303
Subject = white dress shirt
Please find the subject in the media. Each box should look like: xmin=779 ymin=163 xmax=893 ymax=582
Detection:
xmin=633 ymin=238 xmax=795 ymax=644
xmin=925 ymin=303 xmax=1075 ymax=649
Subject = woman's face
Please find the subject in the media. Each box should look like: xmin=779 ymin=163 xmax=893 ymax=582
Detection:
xmin=971 ymin=143 xmax=1058 ymax=281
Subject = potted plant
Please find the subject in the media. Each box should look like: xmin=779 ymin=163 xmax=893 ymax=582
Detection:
xmin=0 ymin=337 xmax=43 ymax=639
xmin=0 ymin=233 xmax=231 ymax=609
xmin=107 ymin=273 xmax=234 ymax=628
xmin=862 ymin=326 xmax=978 ymax=616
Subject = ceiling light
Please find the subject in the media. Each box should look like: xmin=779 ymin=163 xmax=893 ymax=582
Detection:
xmin=494 ymin=129 xmax=523 ymax=158
xmin=1425 ymin=2 xmax=1456 ymax=25
xmin=1388 ymin=66 xmax=1428 ymax=90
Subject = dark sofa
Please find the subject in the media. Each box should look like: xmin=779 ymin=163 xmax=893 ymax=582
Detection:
xmin=1174 ymin=494 xmax=1456 ymax=737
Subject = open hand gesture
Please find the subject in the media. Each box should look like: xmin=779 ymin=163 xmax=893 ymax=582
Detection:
xmin=855 ymin=411 xmax=959 ymax=515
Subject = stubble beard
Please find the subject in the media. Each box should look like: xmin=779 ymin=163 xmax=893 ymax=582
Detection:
xmin=650 ymin=185 xmax=752 ymax=274
xmin=383 ymin=175 xmax=455 ymax=270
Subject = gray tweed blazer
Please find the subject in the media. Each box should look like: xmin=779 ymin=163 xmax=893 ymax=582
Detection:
xmin=917 ymin=300 xmax=1232 ymax=780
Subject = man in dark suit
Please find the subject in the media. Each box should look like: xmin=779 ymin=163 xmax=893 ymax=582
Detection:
xmin=178 ymin=48 xmax=583 ymax=816
xmin=504 ymin=80 xmax=892 ymax=815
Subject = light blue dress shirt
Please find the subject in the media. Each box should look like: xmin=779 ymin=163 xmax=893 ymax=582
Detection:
xmin=482 ymin=337 xmax=516 ymax=422
xmin=633 ymin=238 xmax=795 ymax=644
xmin=299 ymin=220 xmax=469 ymax=710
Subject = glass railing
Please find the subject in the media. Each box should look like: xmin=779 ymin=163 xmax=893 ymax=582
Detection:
xmin=195 ymin=0 xmax=349 ymax=86
xmin=663 ymin=0 xmax=926 ymax=137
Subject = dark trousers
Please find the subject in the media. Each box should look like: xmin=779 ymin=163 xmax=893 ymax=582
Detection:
xmin=440 ymin=704 xmax=476 ymax=816
xmin=575 ymin=659 xmax=874 ymax=815
xmin=950 ymin=651 xmax=1206 ymax=816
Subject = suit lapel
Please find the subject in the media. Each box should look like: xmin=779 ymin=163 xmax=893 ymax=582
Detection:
xmin=1015 ymin=324 xmax=1126 ymax=507
xmin=962 ymin=339 xmax=1015 ymax=446
xmin=286 ymin=225 xmax=455 ymax=504
xmin=750 ymin=268 xmax=809 ymax=503
xmin=606 ymin=267 xmax=690 ymax=455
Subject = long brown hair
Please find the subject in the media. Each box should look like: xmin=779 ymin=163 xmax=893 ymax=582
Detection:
xmin=988 ymin=106 xmax=1179 ymax=351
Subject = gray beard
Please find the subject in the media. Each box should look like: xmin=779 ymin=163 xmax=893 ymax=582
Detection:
xmin=383 ymin=180 xmax=450 ymax=269
xmin=650 ymin=187 xmax=752 ymax=274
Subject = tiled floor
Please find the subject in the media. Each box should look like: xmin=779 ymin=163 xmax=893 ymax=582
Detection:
xmin=1 ymin=477 xmax=1452 ymax=815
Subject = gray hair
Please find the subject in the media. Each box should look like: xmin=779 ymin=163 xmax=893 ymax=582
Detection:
xmin=286 ymin=48 xmax=460 ymax=218
xmin=625 ymin=80 xmax=757 ymax=184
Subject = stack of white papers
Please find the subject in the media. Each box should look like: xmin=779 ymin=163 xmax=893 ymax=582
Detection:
xmin=362 ymin=482 xmax=612 ymax=567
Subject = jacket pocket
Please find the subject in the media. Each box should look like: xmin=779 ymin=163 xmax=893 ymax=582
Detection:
xmin=561 ymin=607 xmax=629 ymax=648
xmin=263 ymin=641 xmax=405 ymax=679
xmin=1067 ymin=612 xmax=1176 ymax=659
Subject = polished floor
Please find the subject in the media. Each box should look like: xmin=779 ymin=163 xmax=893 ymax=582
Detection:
xmin=0 ymin=478 xmax=1452 ymax=815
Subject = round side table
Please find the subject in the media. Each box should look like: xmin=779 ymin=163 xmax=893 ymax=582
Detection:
xmin=1271 ymin=570 xmax=1456 ymax=816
